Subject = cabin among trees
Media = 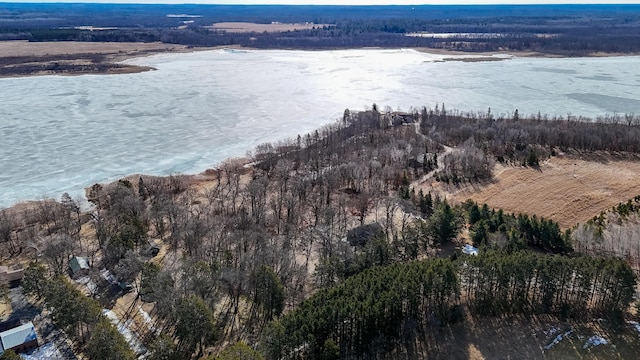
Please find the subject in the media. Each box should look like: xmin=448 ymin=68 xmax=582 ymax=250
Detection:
xmin=142 ymin=239 xmax=161 ymax=257
xmin=68 ymin=256 xmax=90 ymax=278
xmin=0 ymin=322 xmax=38 ymax=355
xmin=0 ymin=266 xmax=23 ymax=288
xmin=346 ymin=223 xmax=384 ymax=247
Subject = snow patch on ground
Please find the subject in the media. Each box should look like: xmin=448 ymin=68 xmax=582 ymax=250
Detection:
xmin=543 ymin=326 xmax=560 ymax=337
xmin=75 ymin=276 xmax=97 ymax=295
xmin=20 ymin=343 xmax=63 ymax=359
xmin=544 ymin=329 xmax=575 ymax=350
xmin=100 ymin=269 xmax=118 ymax=285
xmin=103 ymin=309 xmax=147 ymax=356
xmin=628 ymin=321 xmax=640 ymax=334
xmin=138 ymin=305 xmax=158 ymax=334
xmin=583 ymin=335 xmax=608 ymax=349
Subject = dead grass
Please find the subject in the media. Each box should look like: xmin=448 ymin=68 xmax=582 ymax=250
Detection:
xmin=0 ymin=41 xmax=187 ymax=59
xmin=415 ymin=314 xmax=640 ymax=360
xmin=425 ymin=154 xmax=640 ymax=229
xmin=0 ymin=303 xmax=11 ymax=321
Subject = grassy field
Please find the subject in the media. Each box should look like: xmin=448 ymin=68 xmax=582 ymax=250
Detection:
xmin=425 ymin=154 xmax=640 ymax=229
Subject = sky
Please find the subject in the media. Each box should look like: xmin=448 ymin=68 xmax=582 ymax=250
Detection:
xmin=201 ymin=0 xmax=638 ymax=3
xmin=5 ymin=0 xmax=640 ymax=4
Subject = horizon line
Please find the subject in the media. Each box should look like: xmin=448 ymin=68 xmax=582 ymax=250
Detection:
xmin=2 ymin=1 xmax=640 ymax=6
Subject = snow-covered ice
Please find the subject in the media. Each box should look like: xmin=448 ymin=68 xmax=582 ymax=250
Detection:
xmin=2 ymin=50 xmax=640 ymax=207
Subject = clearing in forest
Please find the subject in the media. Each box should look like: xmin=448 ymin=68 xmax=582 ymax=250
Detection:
xmin=425 ymin=154 xmax=640 ymax=229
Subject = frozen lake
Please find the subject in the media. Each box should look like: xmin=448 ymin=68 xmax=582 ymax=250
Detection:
xmin=2 ymin=48 xmax=640 ymax=208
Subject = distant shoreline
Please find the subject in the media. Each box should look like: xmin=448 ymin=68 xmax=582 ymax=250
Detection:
xmin=0 ymin=41 xmax=197 ymax=79
xmin=1 ymin=41 xmax=639 ymax=79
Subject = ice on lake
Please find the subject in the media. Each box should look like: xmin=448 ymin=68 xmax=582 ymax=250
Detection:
xmin=2 ymin=48 xmax=640 ymax=207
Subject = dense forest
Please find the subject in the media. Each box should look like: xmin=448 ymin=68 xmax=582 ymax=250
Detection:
xmin=269 ymin=253 xmax=634 ymax=359
xmin=1 ymin=102 xmax=640 ymax=359
xmin=1 ymin=4 xmax=640 ymax=55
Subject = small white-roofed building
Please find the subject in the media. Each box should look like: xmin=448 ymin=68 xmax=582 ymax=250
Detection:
xmin=0 ymin=321 xmax=38 ymax=354
xmin=0 ymin=266 xmax=24 ymax=287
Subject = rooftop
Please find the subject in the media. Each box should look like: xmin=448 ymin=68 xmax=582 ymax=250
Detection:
xmin=0 ymin=322 xmax=37 ymax=350
xmin=69 ymin=256 xmax=90 ymax=274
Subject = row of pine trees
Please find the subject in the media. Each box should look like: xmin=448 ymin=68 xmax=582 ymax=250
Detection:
xmin=263 ymin=252 xmax=636 ymax=360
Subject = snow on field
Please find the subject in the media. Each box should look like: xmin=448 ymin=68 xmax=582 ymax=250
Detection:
xmin=103 ymin=309 xmax=147 ymax=356
xmin=544 ymin=329 xmax=575 ymax=350
xmin=20 ymin=343 xmax=63 ymax=359
xmin=583 ymin=335 xmax=608 ymax=349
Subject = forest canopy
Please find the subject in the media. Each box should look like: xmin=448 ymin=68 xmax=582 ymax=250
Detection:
xmin=2 ymin=103 xmax=640 ymax=359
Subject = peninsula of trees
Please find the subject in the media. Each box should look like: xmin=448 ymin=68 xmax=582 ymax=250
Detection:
xmin=2 ymin=104 xmax=640 ymax=359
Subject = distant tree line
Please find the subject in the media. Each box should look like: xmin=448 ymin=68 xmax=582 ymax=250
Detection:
xmin=2 ymin=4 xmax=640 ymax=55
xmin=420 ymin=105 xmax=640 ymax=166
xmin=5 ymin=24 xmax=640 ymax=56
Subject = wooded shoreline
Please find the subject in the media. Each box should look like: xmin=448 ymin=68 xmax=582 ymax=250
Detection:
xmin=2 ymin=105 xmax=640 ymax=359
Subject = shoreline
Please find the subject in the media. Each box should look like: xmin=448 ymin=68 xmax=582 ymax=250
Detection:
xmin=2 ymin=43 xmax=640 ymax=209
xmin=2 ymin=41 xmax=640 ymax=79
xmin=0 ymin=41 xmax=207 ymax=79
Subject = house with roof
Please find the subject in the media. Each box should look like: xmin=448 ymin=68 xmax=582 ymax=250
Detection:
xmin=0 ymin=266 xmax=24 ymax=288
xmin=346 ymin=222 xmax=385 ymax=247
xmin=142 ymin=239 xmax=161 ymax=257
xmin=68 ymin=256 xmax=90 ymax=278
xmin=0 ymin=322 xmax=38 ymax=354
